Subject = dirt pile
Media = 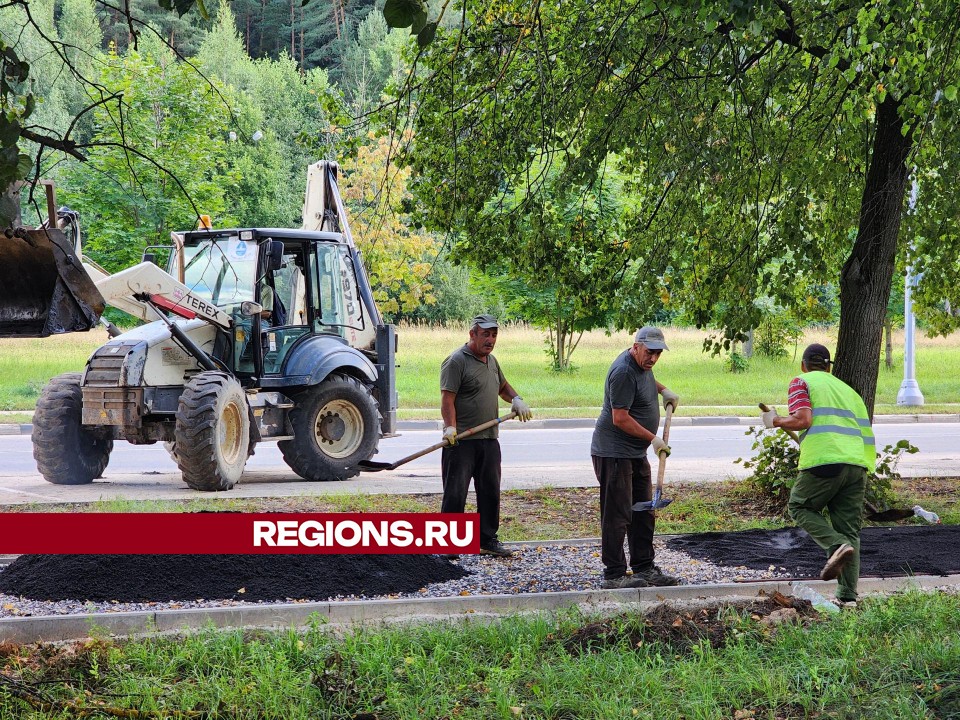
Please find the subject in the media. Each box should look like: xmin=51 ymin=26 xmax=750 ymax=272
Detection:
xmin=0 ymin=554 xmax=469 ymax=602
xmin=561 ymin=594 xmax=820 ymax=654
xmin=666 ymin=524 xmax=960 ymax=578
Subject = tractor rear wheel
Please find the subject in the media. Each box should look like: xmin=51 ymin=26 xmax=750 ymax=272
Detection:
xmin=279 ymin=373 xmax=379 ymax=481
xmin=33 ymin=372 xmax=113 ymax=485
xmin=174 ymin=372 xmax=250 ymax=491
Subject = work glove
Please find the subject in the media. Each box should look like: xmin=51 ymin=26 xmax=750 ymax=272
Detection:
xmin=651 ymin=436 xmax=671 ymax=458
xmin=442 ymin=426 xmax=458 ymax=446
xmin=761 ymin=406 xmax=779 ymax=429
xmin=511 ymin=396 xmax=533 ymax=421
xmin=661 ymin=387 xmax=680 ymax=411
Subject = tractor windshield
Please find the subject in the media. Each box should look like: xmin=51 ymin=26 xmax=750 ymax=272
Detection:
xmin=181 ymin=236 xmax=258 ymax=310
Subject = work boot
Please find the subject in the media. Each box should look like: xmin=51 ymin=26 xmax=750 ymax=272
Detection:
xmin=633 ymin=565 xmax=681 ymax=587
xmin=821 ymin=543 xmax=855 ymax=581
xmin=479 ymin=540 xmax=514 ymax=558
xmin=601 ymin=575 xmax=649 ymax=590
xmin=832 ymin=598 xmax=858 ymax=610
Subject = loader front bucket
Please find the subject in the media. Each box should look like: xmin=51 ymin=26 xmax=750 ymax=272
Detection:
xmin=0 ymin=228 xmax=105 ymax=337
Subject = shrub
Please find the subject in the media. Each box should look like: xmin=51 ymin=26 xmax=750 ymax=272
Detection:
xmin=735 ymin=426 xmax=919 ymax=517
xmin=724 ymin=352 xmax=749 ymax=374
xmin=754 ymin=314 xmax=803 ymax=358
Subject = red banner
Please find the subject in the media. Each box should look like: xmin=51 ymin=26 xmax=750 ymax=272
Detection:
xmin=0 ymin=513 xmax=480 ymax=554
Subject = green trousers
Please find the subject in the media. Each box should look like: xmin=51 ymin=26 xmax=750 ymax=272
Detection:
xmin=787 ymin=464 xmax=866 ymax=602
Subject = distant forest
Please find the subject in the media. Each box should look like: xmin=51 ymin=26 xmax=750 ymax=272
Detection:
xmin=96 ymin=0 xmax=380 ymax=76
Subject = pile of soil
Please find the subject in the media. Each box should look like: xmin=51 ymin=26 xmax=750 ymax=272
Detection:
xmin=0 ymin=554 xmax=469 ymax=603
xmin=667 ymin=524 xmax=960 ymax=578
xmin=561 ymin=595 xmax=819 ymax=654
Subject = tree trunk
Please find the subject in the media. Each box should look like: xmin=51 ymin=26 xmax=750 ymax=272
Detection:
xmin=834 ymin=96 xmax=912 ymax=417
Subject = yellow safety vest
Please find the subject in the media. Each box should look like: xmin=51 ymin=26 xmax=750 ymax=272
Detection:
xmin=798 ymin=371 xmax=876 ymax=472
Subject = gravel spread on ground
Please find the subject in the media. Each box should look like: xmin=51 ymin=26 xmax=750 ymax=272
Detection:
xmin=1 ymin=524 xmax=955 ymax=619
xmin=0 ymin=540 xmax=791 ymax=618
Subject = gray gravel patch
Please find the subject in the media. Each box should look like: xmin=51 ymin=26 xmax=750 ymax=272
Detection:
xmin=0 ymin=540 xmax=792 ymax=618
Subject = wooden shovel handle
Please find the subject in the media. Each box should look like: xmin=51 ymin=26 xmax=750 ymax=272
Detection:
xmin=654 ymin=403 xmax=674 ymax=494
xmin=388 ymin=412 xmax=518 ymax=468
xmin=758 ymin=403 xmax=801 ymax=444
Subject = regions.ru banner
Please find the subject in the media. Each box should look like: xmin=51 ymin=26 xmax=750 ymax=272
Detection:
xmin=0 ymin=513 xmax=480 ymax=554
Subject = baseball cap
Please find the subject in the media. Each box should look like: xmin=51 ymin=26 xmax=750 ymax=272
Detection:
xmin=802 ymin=343 xmax=832 ymax=367
xmin=634 ymin=326 xmax=668 ymax=350
xmin=471 ymin=314 xmax=499 ymax=329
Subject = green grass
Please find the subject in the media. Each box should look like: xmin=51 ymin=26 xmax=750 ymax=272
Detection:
xmin=2 ymin=324 xmax=959 ymax=416
xmin=397 ymin=324 xmax=960 ymax=415
xmin=0 ymin=329 xmax=112 ymax=411
xmin=3 ymin=591 xmax=957 ymax=719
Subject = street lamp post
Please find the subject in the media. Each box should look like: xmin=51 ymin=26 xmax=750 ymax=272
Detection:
xmin=897 ymin=177 xmax=924 ymax=406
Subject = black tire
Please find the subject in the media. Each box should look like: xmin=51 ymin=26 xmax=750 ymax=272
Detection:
xmin=32 ymin=372 xmax=113 ymax=485
xmin=279 ymin=373 xmax=379 ymax=481
xmin=174 ymin=372 xmax=250 ymax=491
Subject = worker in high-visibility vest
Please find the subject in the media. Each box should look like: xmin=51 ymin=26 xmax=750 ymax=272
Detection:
xmin=761 ymin=343 xmax=875 ymax=609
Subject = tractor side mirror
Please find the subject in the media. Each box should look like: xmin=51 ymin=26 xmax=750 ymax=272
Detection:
xmin=266 ymin=240 xmax=284 ymax=273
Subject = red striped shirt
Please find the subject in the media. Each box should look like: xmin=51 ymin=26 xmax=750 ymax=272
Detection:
xmin=788 ymin=377 xmax=811 ymax=414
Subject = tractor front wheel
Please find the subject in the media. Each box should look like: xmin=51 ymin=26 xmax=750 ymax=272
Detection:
xmin=174 ymin=372 xmax=250 ymax=491
xmin=32 ymin=372 xmax=113 ymax=485
xmin=279 ymin=374 xmax=379 ymax=481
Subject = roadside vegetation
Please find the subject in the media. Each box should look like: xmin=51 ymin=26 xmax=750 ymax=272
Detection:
xmin=2 ymin=325 xmax=959 ymax=417
xmin=0 ymin=589 xmax=956 ymax=719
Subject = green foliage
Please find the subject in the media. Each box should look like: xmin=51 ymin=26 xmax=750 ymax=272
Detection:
xmin=400 ymin=255 xmax=498 ymax=325
xmin=339 ymin=134 xmax=438 ymax=318
xmin=724 ymin=352 xmax=749 ymax=374
xmin=736 ymin=426 xmax=800 ymax=510
xmin=754 ymin=313 xmax=803 ymax=359
xmin=737 ymin=426 xmax=920 ymax=516
xmin=399 ymin=0 xmax=960 ymax=416
xmin=59 ymin=36 xmax=236 ymax=268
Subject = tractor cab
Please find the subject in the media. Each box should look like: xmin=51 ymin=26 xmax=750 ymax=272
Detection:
xmin=170 ymin=228 xmax=374 ymax=380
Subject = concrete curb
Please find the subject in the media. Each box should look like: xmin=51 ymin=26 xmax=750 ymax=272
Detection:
xmin=1 ymin=573 xmax=956 ymax=644
xmin=1 ymin=415 xmax=957 ymax=436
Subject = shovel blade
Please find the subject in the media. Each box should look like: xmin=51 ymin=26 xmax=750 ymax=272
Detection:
xmin=356 ymin=460 xmax=396 ymax=472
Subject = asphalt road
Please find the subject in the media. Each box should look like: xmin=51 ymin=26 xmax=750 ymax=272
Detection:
xmin=0 ymin=421 xmax=955 ymax=505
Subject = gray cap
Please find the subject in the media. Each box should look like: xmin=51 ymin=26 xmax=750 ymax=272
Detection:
xmin=634 ymin=326 xmax=668 ymax=350
xmin=471 ymin=314 xmax=499 ymax=329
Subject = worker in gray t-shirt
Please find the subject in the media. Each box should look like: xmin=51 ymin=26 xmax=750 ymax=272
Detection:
xmin=591 ymin=326 xmax=681 ymax=589
xmin=439 ymin=315 xmax=533 ymax=557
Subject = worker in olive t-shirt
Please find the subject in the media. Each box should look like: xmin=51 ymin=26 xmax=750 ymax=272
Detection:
xmin=439 ymin=315 xmax=533 ymax=557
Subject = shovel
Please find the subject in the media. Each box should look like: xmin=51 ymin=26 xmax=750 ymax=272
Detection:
xmin=633 ymin=403 xmax=674 ymax=512
xmin=758 ymin=403 xmax=920 ymax=522
xmin=357 ymin=412 xmax=518 ymax=472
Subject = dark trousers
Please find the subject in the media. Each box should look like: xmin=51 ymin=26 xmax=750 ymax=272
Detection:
xmin=592 ymin=455 xmax=655 ymax=579
xmin=788 ymin=464 xmax=865 ymax=602
xmin=441 ymin=439 xmax=502 ymax=546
